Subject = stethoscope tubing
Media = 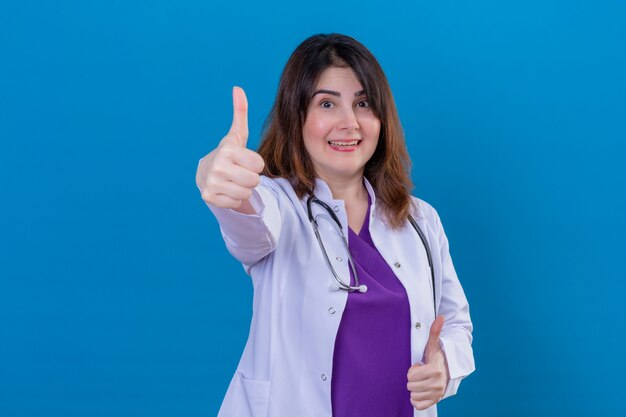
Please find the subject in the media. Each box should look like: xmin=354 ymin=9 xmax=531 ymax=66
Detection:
xmin=308 ymin=196 xmax=366 ymax=293
xmin=307 ymin=195 xmax=437 ymax=316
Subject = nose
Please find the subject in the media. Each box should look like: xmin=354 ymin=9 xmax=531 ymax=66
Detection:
xmin=338 ymin=106 xmax=360 ymax=131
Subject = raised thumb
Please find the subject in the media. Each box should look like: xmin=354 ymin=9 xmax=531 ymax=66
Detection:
xmin=228 ymin=86 xmax=249 ymax=147
xmin=423 ymin=315 xmax=445 ymax=363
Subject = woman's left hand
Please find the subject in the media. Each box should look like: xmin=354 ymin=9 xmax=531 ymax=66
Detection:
xmin=407 ymin=315 xmax=450 ymax=411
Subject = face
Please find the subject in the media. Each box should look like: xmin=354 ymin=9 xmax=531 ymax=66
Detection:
xmin=302 ymin=66 xmax=381 ymax=183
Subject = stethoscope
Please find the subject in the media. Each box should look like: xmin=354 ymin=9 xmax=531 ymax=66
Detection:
xmin=307 ymin=195 xmax=437 ymax=316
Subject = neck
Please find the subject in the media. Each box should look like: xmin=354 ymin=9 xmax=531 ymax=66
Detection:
xmin=318 ymin=172 xmax=368 ymax=204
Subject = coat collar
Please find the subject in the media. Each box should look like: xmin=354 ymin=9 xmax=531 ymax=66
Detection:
xmin=312 ymin=176 xmax=377 ymax=206
xmin=307 ymin=176 xmax=423 ymax=222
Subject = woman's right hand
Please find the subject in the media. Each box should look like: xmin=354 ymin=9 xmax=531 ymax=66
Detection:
xmin=196 ymin=87 xmax=265 ymax=212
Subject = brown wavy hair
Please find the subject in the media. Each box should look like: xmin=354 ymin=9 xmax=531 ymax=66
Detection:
xmin=257 ymin=33 xmax=414 ymax=229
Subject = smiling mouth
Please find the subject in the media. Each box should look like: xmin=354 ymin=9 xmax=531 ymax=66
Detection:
xmin=327 ymin=140 xmax=362 ymax=147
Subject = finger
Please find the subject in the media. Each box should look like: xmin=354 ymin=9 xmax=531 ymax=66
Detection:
xmin=411 ymin=397 xmax=440 ymax=411
xmin=207 ymin=194 xmax=243 ymax=209
xmin=219 ymin=164 xmax=261 ymax=189
xmin=231 ymin=148 xmax=265 ymax=174
xmin=407 ymin=364 xmax=429 ymax=382
xmin=407 ymin=371 xmax=446 ymax=393
xmin=411 ymin=401 xmax=430 ymax=412
xmin=407 ymin=379 xmax=431 ymax=392
xmin=411 ymin=398 xmax=436 ymax=411
xmin=228 ymin=86 xmax=249 ymax=147
xmin=407 ymin=363 xmax=420 ymax=381
xmin=210 ymin=181 xmax=255 ymax=202
xmin=408 ymin=364 xmax=441 ymax=382
xmin=410 ymin=389 xmax=438 ymax=402
xmin=424 ymin=315 xmax=445 ymax=363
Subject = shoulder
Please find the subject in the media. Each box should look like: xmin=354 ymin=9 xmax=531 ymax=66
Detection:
xmin=410 ymin=195 xmax=440 ymax=225
xmin=409 ymin=195 xmax=448 ymax=243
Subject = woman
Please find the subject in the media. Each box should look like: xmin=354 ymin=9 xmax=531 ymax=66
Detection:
xmin=195 ymin=33 xmax=475 ymax=417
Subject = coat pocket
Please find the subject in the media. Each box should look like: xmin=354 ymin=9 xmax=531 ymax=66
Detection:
xmin=218 ymin=372 xmax=271 ymax=417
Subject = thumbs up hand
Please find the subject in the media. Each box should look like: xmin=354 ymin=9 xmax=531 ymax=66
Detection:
xmin=406 ymin=315 xmax=450 ymax=411
xmin=196 ymin=86 xmax=265 ymax=213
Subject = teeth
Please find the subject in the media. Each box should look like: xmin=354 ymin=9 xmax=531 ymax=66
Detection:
xmin=328 ymin=140 xmax=359 ymax=147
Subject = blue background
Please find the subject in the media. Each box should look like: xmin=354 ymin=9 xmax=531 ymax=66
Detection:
xmin=1 ymin=0 xmax=625 ymax=416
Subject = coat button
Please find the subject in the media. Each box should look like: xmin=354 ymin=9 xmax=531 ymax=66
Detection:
xmin=394 ymin=262 xmax=401 ymax=268
xmin=321 ymin=374 xmax=328 ymax=381
xmin=415 ymin=321 xmax=422 ymax=330
xmin=336 ymin=256 xmax=342 ymax=262
xmin=328 ymin=307 xmax=336 ymax=315
xmin=333 ymin=205 xmax=339 ymax=212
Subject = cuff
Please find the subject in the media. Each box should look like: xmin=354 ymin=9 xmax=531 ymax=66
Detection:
xmin=438 ymin=336 xmax=473 ymax=400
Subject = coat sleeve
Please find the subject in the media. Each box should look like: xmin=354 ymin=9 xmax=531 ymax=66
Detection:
xmin=204 ymin=176 xmax=281 ymax=272
xmin=433 ymin=209 xmax=476 ymax=400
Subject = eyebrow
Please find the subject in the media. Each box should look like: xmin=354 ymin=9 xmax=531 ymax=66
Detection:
xmin=312 ymin=89 xmax=366 ymax=97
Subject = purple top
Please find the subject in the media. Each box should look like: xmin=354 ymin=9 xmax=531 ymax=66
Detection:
xmin=331 ymin=196 xmax=413 ymax=417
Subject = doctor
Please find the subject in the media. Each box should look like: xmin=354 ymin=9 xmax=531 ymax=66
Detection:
xmin=196 ymin=33 xmax=475 ymax=417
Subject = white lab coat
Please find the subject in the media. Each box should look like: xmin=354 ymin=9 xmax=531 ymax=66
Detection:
xmin=205 ymin=175 xmax=475 ymax=417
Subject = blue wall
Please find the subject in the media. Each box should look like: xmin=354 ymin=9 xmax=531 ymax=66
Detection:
xmin=1 ymin=1 xmax=625 ymax=416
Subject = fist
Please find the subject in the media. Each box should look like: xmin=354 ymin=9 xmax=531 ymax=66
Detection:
xmin=196 ymin=86 xmax=265 ymax=210
xmin=407 ymin=315 xmax=450 ymax=411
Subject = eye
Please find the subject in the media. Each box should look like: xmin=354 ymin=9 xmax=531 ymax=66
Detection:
xmin=320 ymin=100 xmax=334 ymax=109
xmin=357 ymin=99 xmax=370 ymax=108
